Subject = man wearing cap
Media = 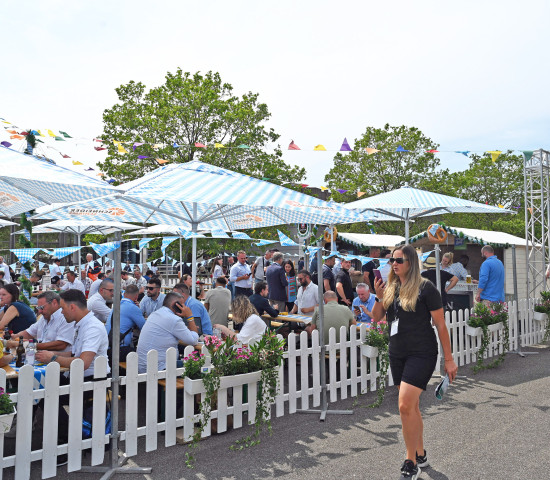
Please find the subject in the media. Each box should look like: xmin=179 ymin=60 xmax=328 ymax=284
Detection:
xmin=50 ymin=258 xmax=63 ymax=279
xmin=421 ymin=256 xmax=459 ymax=308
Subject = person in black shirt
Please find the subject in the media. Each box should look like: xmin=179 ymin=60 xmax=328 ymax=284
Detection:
xmin=335 ymin=258 xmax=353 ymax=306
xmin=248 ymin=281 xmax=279 ymax=318
xmin=362 ymin=246 xmax=381 ymax=292
xmin=372 ymin=245 xmax=457 ymax=480
xmin=322 ymin=256 xmax=336 ymax=292
xmin=420 ymin=257 xmax=459 ymax=309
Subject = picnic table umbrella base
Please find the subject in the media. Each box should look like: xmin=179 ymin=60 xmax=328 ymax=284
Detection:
xmin=296 ymin=245 xmax=353 ymax=421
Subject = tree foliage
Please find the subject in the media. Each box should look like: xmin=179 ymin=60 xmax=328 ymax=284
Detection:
xmin=99 ymin=69 xmax=305 ymax=184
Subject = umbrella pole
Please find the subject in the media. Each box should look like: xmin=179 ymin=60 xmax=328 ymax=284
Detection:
xmin=330 ymin=223 xmax=335 ymax=252
xmin=179 ymin=237 xmax=183 ymax=278
xmin=405 ymin=213 xmax=410 ymax=245
xmin=191 ymin=203 xmax=198 ymax=299
xmin=435 ymin=244 xmax=442 ymax=293
xmin=297 ymin=243 xmax=353 ymax=420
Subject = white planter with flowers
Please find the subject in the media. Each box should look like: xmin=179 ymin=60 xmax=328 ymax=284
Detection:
xmin=533 ymin=311 xmax=548 ymax=323
xmin=0 ymin=407 xmax=15 ymax=434
xmin=360 ymin=344 xmax=379 ymax=358
xmin=184 ymin=370 xmax=262 ymax=395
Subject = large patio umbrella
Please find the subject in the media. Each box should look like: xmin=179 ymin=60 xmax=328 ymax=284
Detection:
xmin=0 ymin=147 xmax=116 ymax=217
xmin=346 ymin=186 xmax=514 ymax=243
xmin=0 ymin=219 xmax=17 ymax=227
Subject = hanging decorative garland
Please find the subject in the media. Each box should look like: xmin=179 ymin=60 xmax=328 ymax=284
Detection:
xmin=18 ymin=212 xmax=34 ymax=306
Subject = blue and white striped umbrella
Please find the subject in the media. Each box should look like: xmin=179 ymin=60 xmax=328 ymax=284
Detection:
xmin=0 ymin=148 xmax=116 ymax=217
xmin=13 ymin=219 xmax=140 ymax=236
xmin=347 ymin=186 xmax=514 ymax=241
xmin=10 ymin=248 xmax=42 ymax=263
xmin=277 ymin=229 xmax=298 ymax=247
xmin=35 ymin=160 xmax=372 ymax=228
xmin=89 ymin=241 xmax=121 ymax=257
xmin=47 ymin=246 xmax=82 ymax=259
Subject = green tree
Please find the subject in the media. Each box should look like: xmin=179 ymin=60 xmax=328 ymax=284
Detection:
xmin=99 ymin=69 xmax=305 ymax=184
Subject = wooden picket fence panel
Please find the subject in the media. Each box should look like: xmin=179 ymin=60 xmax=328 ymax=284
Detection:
xmin=1 ymin=300 xmax=547 ymax=479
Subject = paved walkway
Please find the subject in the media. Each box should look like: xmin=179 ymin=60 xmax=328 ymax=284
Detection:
xmin=19 ymin=343 xmax=550 ymax=480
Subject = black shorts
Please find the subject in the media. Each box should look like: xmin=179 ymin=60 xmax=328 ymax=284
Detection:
xmin=389 ymin=353 xmax=438 ymax=391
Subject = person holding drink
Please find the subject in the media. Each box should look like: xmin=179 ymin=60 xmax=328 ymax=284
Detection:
xmin=371 ymin=245 xmax=457 ymax=480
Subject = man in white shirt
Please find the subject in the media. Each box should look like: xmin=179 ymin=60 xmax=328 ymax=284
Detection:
xmin=88 ymin=272 xmax=105 ymax=298
xmin=133 ymin=269 xmax=147 ymax=295
xmin=50 ymin=258 xmax=63 ymax=279
xmin=87 ymin=278 xmax=114 ymax=323
xmin=136 ymin=292 xmax=198 ymax=373
xmin=35 ymin=289 xmax=110 ymax=449
xmin=291 ymin=269 xmax=319 ymax=317
xmin=58 ymin=270 xmax=86 ymax=294
xmin=9 ymin=291 xmax=74 ymax=352
xmin=0 ymin=256 xmax=11 ymax=283
xmin=230 ymin=250 xmax=253 ymax=297
xmin=121 ymin=270 xmax=135 ymax=290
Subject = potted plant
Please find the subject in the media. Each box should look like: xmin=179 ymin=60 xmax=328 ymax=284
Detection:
xmin=360 ymin=320 xmax=389 ymax=408
xmin=182 ymin=332 xmax=284 ymax=466
xmin=533 ymin=291 xmax=550 ymax=341
xmin=466 ymin=302 xmax=510 ymax=373
xmin=0 ymin=387 xmax=16 ymax=433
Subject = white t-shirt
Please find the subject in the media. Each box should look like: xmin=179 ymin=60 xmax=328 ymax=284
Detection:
xmin=0 ymin=263 xmax=11 ymax=283
xmin=236 ymin=314 xmax=267 ymax=345
xmin=72 ymin=311 xmax=110 ymax=377
xmin=87 ymin=292 xmax=112 ymax=324
xmin=26 ymin=308 xmax=75 ymax=352
xmin=296 ymin=282 xmax=319 ymax=316
xmin=50 ymin=264 xmax=63 ymax=278
xmin=88 ymin=278 xmax=102 ymax=297
xmin=61 ymin=278 xmax=86 ymax=294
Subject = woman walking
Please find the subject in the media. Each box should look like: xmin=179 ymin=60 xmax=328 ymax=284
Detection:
xmin=372 ymin=245 xmax=457 ymax=480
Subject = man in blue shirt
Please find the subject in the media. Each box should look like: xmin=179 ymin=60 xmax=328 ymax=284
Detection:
xmin=173 ymin=283 xmax=213 ymax=335
xmin=476 ymin=245 xmax=505 ymax=303
xmin=229 ymin=251 xmax=253 ymax=297
xmin=106 ymin=284 xmax=146 ymax=348
xmin=351 ymin=283 xmax=376 ymax=324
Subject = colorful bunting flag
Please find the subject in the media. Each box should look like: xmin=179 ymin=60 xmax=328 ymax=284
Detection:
xmin=113 ymin=140 xmax=128 ymax=154
xmin=487 ymin=150 xmax=502 ymax=162
xmin=85 ymin=167 xmax=95 ymax=171
xmin=133 ymin=142 xmax=144 ymax=150
xmin=214 ymin=143 xmax=225 ymax=148
xmin=455 ymin=151 xmax=470 ymax=156
xmin=138 ymin=155 xmax=149 ymax=159
xmin=288 ymin=140 xmax=300 ymax=150
xmin=172 ymin=142 xmax=180 ymax=148
xmin=47 ymin=130 xmax=56 ymax=137
xmin=357 ymin=191 xmax=366 ymax=198
xmin=320 ymin=186 xmax=329 ymax=191
xmin=37 ymin=130 xmax=44 ymax=136
xmin=94 ymin=146 xmax=106 ymax=151
xmin=152 ymin=144 xmax=163 ymax=150
xmin=277 ymin=229 xmax=299 ymax=247
xmin=61 ymin=154 xmax=70 ymax=158
xmin=238 ymin=144 xmax=250 ymax=149
xmin=72 ymin=161 xmax=83 ymax=165
xmin=426 ymin=149 xmax=439 ymax=153
xmin=54 ymin=136 xmax=65 ymax=141
xmin=194 ymin=142 xmax=206 ymax=148
xmin=314 ymin=145 xmax=327 ymax=151
xmin=365 ymin=148 xmax=380 ymax=155
xmin=156 ymin=158 xmax=169 ymax=164
xmin=0 ymin=141 xmax=11 ymax=148
xmin=336 ymin=189 xmax=348 ymax=194
xmin=59 ymin=131 xmax=72 ymax=138
xmin=396 ymin=145 xmax=409 ymax=152
xmin=340 ymin=138 xmax=352 ymax=152
xmin=6 ymin=129 xmax=17 ymax=134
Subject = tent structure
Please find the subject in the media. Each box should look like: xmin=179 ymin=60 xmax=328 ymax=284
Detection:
xmin=0 ymin=147 xmax=116 ymax=217
xmin=346 ymin=186 xmax=514 ymax=243
xmin=337 ymin=232 xmax=405 ymax=249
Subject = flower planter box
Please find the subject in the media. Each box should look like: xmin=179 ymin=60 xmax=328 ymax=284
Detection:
xmin=466 ymin=322 xmax=503 ymax=337
xmin=533 ymin=312 xmax=548 ymax=323
xmin=184 ymin=370 xmax=262 ymax=395
xmin=361 ymin=344 xmax=379 ymax=358
xmin=0 ymin=407 xmax=16 ymax=434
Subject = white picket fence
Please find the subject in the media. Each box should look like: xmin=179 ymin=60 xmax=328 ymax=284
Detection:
xmin=1 ymin=299 xmax=547 ymax=479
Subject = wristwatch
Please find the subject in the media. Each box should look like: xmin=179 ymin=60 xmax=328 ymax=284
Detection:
xmin=374 ymin=296 xmax=381 ymax=303
xmin=50 ymin=355 xmax=58 ymax=363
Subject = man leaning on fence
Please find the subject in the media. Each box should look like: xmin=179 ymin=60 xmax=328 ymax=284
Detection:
xmin=35 ymin=289 xmax=110 ymax=461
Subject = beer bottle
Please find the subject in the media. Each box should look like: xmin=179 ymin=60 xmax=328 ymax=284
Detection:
xmin=15 ymin=338 xmax=25 ymax=367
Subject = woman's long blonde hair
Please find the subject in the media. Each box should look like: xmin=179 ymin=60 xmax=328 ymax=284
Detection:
xmin=231 ymin=295 xmax=258 ymax=325
xmin=382 ymin=245 xmax=426 ymax=312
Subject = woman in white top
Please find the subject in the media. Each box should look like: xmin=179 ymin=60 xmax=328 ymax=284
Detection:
xmin=211 ymin=256 xmax=224 ymax=284
xmin=213 ymin=295 xmax=266 ymax=345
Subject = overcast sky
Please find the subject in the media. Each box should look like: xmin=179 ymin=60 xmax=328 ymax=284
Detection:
xmin=2 ymin=0 xmax=549 ymax=187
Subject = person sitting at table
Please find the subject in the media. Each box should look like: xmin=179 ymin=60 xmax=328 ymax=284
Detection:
xmin=121 ymin=270 xmax=135 ymax=290
xmin=306 ymin=291 xmax=356 ymax=345
xmin=249 ymin=281 xmax=279 ymax=318
xmin=87 ymin=278 xmax=114 ymax=324
xmin=0 ymin=283 xmax=36 ymax=333
xmin=35 ymin=289 xmax=110 ymax=458
xmin=172 ymin=283 xmax=213 ymax=335
xmin=290 ymin=270 xmax=319 ymax=317
xmin=7 ymin=291 xmax=74 ymax=352
xmin=50 ymin=257 xmax=63 ymax=279
xmin=204 ymin=276 xmax=232 ymax=327
xmin=139 ymin=277 xmax=165 ymax=318
xmin=133 ymin=269 xmax=147 ymax=298
xmin=213 ymin=295 xmax=267 ymax=345
xmin=106 ymin=284 xmax=145 ymax=361
xmin=351 ymin=283 xmax=376 ymax=324
xmin=57 ymin=270 xmax=86 ymax=295
xmin=29 ymin=272 xmax=43 ymax=305
xmin=88 ymin=272 xmax=106 ymax=298
xmin=136 ymin=292 xmax=198 ymax=373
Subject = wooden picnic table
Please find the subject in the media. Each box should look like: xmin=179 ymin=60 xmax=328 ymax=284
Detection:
xmin=261 ymin=313 xmax=312 ymax=329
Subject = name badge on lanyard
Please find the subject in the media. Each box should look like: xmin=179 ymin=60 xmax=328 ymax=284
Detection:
xmin=390 ymin=293 xmax=400 ymax=336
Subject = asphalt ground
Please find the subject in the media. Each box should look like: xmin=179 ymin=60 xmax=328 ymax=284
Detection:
xmin=8 ymin=343 xmax=550 ymax=480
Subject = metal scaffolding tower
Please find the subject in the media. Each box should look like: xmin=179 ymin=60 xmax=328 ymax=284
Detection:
xmin=524 ymin=149 xmax=550 ymax=298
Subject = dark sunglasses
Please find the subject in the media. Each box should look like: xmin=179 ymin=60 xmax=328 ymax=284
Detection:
xmin=146 ymin=286 xmax=158 ymax=290
xmin=389 ymin=257 xmax=408 ymax=264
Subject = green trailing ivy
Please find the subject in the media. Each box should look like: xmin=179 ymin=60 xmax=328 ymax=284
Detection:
xmin=17 ymin=213 xmax=34 ymax=306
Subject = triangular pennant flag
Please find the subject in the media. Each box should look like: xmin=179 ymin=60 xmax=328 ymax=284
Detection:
xmin=306 ymin=246 xmax=321 ymax=256
xmin=498 ymin=204 xmax=504 ymax=208
xmin=365 ymin=148 xmax=380 ymax=155
xmin=455 ymin=151 xmax=470 ymax=157
xmin=6 ymin=129 xmax=17 ymax=134
xmin=35 ymin=138 xmax=44 ymax=143
xmin=487 ymin=150 xmax=502 ymax=162
xmin=277 ymin=230 xmax=298 ymax=247
xmin=339 ymin=137 xmax=352 ymax=152
xmin=319 ymin=186 xmax=329 ymax=191
xmin=396 ymin=145 xmax=409 ymax=152
xmin=85 ymin=167 xmax=95 ymax=171
xmin=61 ymin=154 xmax=71 ymax=158
xmin=152 ymin=144 xmax=163 ymax=150
xmin=237 ymin=144 xmax=250 ymax=149
xmin=528 ymin=207 xmax=533 ymax=214
xmin=426 ymin=149 xmax=439 ymax=153
xmin=23 ymin=228 xmax=31 ymax=241
xmin=336 ymin=189 xmax=348 ymax=194
xmin=59 ymin=131 xmax=72 ymax=138
xmin=523 ymin=151 xmax=534 ymax=162
xmin=139 ymin=238 xmax=154 ymax=251
xmin=37 ymin=130 xmax=45 ymax=136
xmin=254 ymin=239 xmax=277 ymax=247
xmin=194 ymin=142 xmax=206 ymax=148
xmin=214 ymin=143 xmax=225 ymax=148
xmin=171 ymin=259 xmax=177 ymax=266
xmin=47 ymin=129 xmax=56 ymax=137
xmin=0 ymin=141 xmax=12 ymax=148
xmin=94 ymin=146 xmax=107 ymax=151
xmin=107 ymin=179 xmax=116 ymax=184
xmin=132 ymin=142 xmax=144 ymax=150
xmin=96 ymin=257 xmax=103 ymax=266
xmin=156 ymin=158 xmax=169 ymax=164
xmin=172 ymin=142 xmax=180 ymax=148
xmin=288 ymin=140 xmax=300 ymax=150
xmin=138 ymin=155 xmax=149 ymax=159
xmin=10 ymin=135 xmax=24 ymax=140
xmin=357 ymin=191 xmax=366 ymax=198
xmin=314 ymin=144 xmax=327 ymax=151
